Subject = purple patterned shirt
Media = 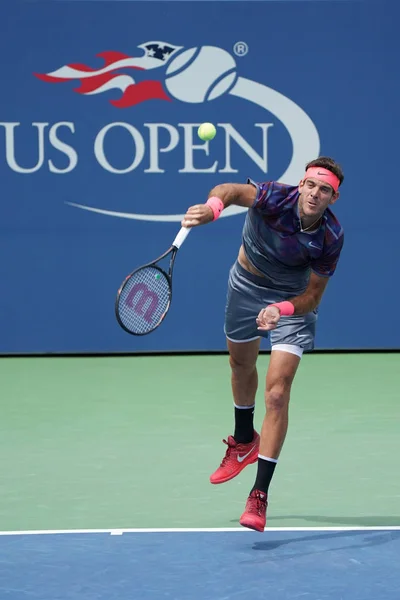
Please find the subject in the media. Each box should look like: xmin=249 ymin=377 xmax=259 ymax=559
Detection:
xmin=242 ymin=180 xmax=344 ymax=293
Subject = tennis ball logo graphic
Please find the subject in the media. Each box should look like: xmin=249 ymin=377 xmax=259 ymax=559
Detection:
xmin=165 ymin=46 xmax=237 ymax=103
xmin=60 ymin=41 xmax=321 ymax=223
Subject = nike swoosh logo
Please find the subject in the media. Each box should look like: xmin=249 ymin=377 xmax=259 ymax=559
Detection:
xmin=237 ymin=445 xmax=257 ymax=463
xmin=317 ymin=171 xmax=329 ymax=176
xmin=308 ymin=242 xmax=321 ymax=249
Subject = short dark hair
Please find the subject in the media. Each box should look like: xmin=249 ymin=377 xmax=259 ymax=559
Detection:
xmin=305 ymin=156 xmax=344 ymax=186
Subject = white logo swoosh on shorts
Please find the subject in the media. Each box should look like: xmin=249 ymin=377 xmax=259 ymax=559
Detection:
xmin=237 ymin=445 xmax=256 ymax=463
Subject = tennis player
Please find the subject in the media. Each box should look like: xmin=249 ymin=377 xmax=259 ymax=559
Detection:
xmin=181 ymin=157 xmax=344 ymax=532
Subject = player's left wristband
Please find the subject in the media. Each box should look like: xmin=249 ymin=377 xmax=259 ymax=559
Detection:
xmin=206 ymin=196 xmax=224 ymax=221
xmin=270 ymin=301 xmax=295 ymax=316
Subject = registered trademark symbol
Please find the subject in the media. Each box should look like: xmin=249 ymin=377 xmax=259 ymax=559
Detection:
xmin=233 ymin=42 xmax=248 ymax=57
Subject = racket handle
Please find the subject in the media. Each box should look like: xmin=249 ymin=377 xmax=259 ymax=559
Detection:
xmin=172 ymin=226 xmax=191 ymax=249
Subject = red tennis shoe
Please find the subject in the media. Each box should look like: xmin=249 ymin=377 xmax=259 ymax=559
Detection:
xmin=209 ymin=431 xmax=260 ymax=484
xmin=239 ymin=489 xmax=268 ymax=532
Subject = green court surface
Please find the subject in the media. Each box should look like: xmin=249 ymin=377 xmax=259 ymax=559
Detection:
xmin=0 ymin=353 xmax=399 ymax=532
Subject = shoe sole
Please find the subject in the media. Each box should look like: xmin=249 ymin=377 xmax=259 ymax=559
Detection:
xmin=239 ymin=518 xmax=265 ymax=532
xmin=209 ymin=453 xmax=258 ymax=485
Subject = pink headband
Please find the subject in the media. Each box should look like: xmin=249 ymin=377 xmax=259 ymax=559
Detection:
xmin=303 ymin=167 xmax=340 ymax=192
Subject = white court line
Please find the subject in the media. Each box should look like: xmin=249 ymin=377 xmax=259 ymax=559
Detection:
xmin=0 ymin=526 xmax=400 ymax=536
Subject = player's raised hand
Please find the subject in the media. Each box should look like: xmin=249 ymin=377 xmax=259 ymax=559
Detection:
xmin=182 ymin=204 xmax=214 ymax=227
xmin=256 ymin=305 xmax=281 ymax=331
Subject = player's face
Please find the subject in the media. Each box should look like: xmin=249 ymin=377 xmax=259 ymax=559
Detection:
xmin=298 ymin=177 xmax=339 ymax=218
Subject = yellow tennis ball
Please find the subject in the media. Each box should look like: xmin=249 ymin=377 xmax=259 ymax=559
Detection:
xmin=198 ymin=123 xmax=216 ymax=141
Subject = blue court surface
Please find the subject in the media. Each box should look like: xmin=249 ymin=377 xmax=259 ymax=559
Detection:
xmin=1 ymin=527 xmax=400 ymax=599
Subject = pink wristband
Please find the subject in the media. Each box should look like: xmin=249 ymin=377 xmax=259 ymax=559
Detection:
xmin=270 ymin=301 xmax=295 ymax=316
xmin=206 ymin=196 xmax=224 ymax=221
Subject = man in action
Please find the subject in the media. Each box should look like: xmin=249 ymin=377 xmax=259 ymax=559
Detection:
xmin=181 ymin=157 xmax=344 ymax=532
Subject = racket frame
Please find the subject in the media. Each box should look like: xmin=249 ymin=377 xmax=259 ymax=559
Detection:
xmin=115 ymin=226 xmax=190 ymax=336
xmin=115 ymin=246 xmax=178 ymax=336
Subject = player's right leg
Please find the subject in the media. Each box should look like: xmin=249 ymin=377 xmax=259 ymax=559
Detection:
xmin=239 ymin=347 xmax=301 ymax=531
xmin=239 ymin=306 xmax=316 ymax=531
xmin=210 ymin=261 xmax=262 ymax=484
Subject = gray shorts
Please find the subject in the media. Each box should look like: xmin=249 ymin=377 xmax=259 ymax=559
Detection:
xmin=224 ymin=261 xmax=317 ymax=352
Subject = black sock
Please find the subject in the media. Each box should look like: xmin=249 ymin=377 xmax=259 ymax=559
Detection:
xmin=233 ymin=405 xmax=255 ymax=444
xmin=251 ymin=456 xmax=277 ymax=495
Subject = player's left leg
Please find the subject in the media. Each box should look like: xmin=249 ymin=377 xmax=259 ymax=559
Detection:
xmin=239 ymin=347 xmax=301 ymax=531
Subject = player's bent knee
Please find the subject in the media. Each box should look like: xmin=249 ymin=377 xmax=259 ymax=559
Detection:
xmin=265 ymin=387 xmax=290 ymax=412
xmin=229 ymin=354 xmax=257 ymax=373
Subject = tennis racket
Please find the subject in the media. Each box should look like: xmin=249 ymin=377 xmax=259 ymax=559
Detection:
xmin=115 ymin=226 xmax=191 ymax=335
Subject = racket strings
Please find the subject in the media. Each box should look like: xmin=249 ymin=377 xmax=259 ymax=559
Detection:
xmin=117 ymin=267 xmax=171 ymax=334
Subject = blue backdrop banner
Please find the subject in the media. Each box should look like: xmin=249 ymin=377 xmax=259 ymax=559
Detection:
xmin=0 ymin=1 xmax=397 ymax=352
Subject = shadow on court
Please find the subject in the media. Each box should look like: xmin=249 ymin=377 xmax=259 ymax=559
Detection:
xmin=235 ymin=530 xmax=400 ymax=565
xmin=252 ymin=529 xmax=400 ymax=552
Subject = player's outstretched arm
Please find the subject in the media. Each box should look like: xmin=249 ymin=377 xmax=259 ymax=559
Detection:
xmin=182 ymin=183 xmax=256 ymax=227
